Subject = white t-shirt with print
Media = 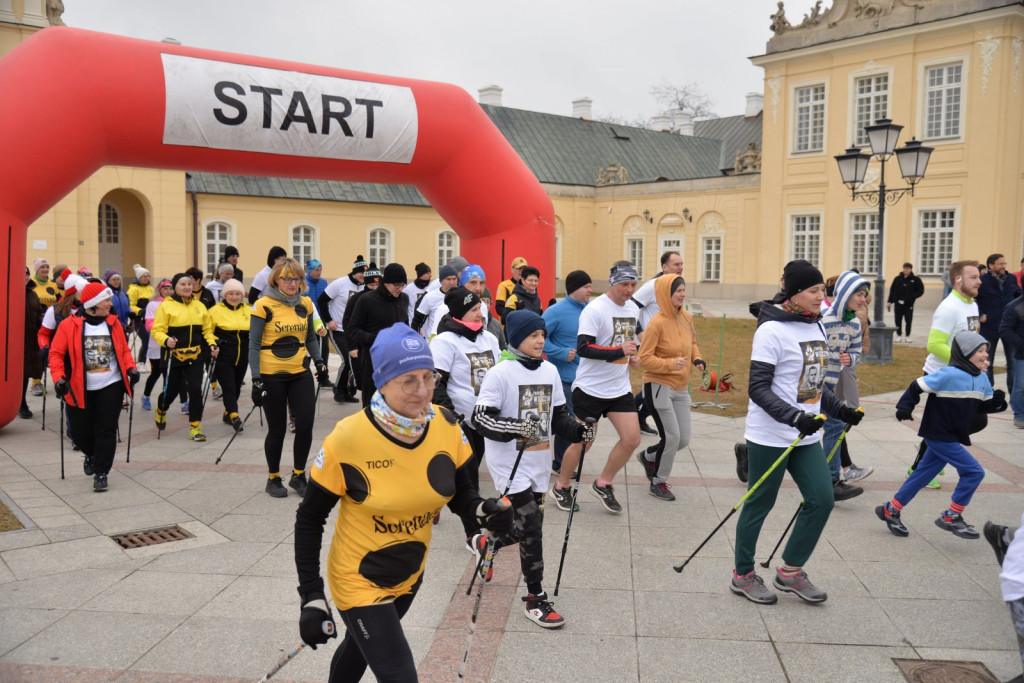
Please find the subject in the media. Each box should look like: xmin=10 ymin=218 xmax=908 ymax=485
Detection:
xmin=633 ymin=276 xmax=662 ymax=330
xmin=573 ymin=294 xmax=639 ymax=399
xmin=923 ymin=293 xmax=980 ymax=374
xmin=430 ymin=330 xmax=501 ymax=420
xmin=744 ymin=318 xmax=829 ymax=447
xmin=323 ymin=276 xmax=363 ymax=328
xmin=84 ymin=322 xmax=122 ymax=391
xmin=476 ymin=358 xmax=565 ymax=495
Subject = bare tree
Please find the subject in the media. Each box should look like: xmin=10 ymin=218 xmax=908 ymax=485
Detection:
xmin=592 ymin=112 xmax=652 ymax=129
xmin=650 ymin=81 xmax=718 ymax=120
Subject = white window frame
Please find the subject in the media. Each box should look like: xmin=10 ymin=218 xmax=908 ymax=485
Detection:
xmin=701 ymin=236 xmax=722 ymax=282
xmin=368 ymin=226 xmax=392 ymax=267
xmin=658 ymin=235 xmax=684 ymax=266
xmin=914 ymin=205 xmax=959 ymax=276
xmin=625 ymin=237 xmax=645 ymax=281
xmin=788 ymin=211 xmax=823 ymax=268
xmin=98 ymin=201 xmax=121 ymax=245
xmin=290 ymin=223 xmax=319 ymax=266
xmin=845 ymin=210 xmax=879 ymax=276
xmin=849 ymin=69 xmax=891 ymax=148
xmin=436 ymin=228 xmax=458 ymax=269
xmin=203 ymin=219 xmax=235 ymax=279
xmin=790 ymin=80 xmax=828 ymax=155
xmin=917 ymin=56 xmax=968 ymax=145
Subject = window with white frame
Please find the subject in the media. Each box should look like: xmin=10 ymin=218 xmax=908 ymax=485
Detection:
xmin=701 ymin=236 xmax=722 ymax=282
xmin=848 ymin=213 xmax=879 ymax=275
xmin=369 ymin=228 xmax=391 ymax=267
xmin=794 ymin=84 xmax=826 ymax=152
xmin=437 ymin=230 xmax=457 ymax=268
xmin=925 ymin=63 xmax=962 ymax=139
xmin=918 ymin=209 xmax=956 ymax=275
xmin=626 ymin=238 xmax=644 ymax=280
xmin=291 ymin=224 xmax=316 ymax=266
xmin=791 ymin=215 xmax=821 ymax=267
xmin=854 ymin=74 xmax=889 ymax=146
xmin=98 ymin=202 xmax=120 ymax=244
xmin=205 ymin=221 xmax=232 ymax=278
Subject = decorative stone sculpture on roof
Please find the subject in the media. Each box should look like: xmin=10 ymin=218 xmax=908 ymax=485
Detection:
xmin=734 ymin=143 xmax=762 ymax=174
xmin=46 ymin=0 xmax=65 ymax=26
xmin=596 ymin=162 xmax=629 ymax=186
xmin=770 ymin=2 xmax=792 ymax=34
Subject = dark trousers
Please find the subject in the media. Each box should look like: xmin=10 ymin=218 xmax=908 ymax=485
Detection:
xmin=330 ymin=331 xmax=356 ymax=399
xmin=66 ymin=382 xmax=124 ymax=475
xmin=330 ymin=587 xmax=418 ymax=683
xmin=144 ymin=359 xmax=187 ymax=403
xmin=494 ymin=488 xmax=546 ymax=590
xmin=214 ymin=360 xmax=247 ymax=415
xmin=552 ymin=379 xmax=575 ymax=470
xmin=359 ymin=351 xmax=377 ymax=407
xmin=982 ymin=330 xmax=1016 ymax=395
xmin=135 ymin=326 xmax=150 ymax=363
xmin=158 ymin=361 xmax=204 ymax=422
xmin=262 ymin=371 xmax=315 ymax=474
xmin=460 ymin=425 xmax=485 ymax=538
xmin=893 ymin=303 xmax=914 ymax=336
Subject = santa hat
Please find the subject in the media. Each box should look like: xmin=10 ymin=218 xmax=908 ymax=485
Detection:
xmin=62 ymin=274 xmax=85 ymax=297
xmin=81 ymin=282 xmax=113 ymax=310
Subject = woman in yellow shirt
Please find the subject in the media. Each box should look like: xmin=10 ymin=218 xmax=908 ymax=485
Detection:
xmin=209 ymin=279 xmax=250 ymax=432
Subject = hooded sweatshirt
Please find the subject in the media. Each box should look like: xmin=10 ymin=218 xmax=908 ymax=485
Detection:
xmin=819 ymin=270 xmax=868 ymax=392
xmin=638 ymin=276 xmax=703 ymax=390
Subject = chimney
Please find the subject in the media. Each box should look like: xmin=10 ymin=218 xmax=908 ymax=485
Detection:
xmin=478 ymin=85 xmax=503 ymax=107
xmin=572 ymin=97 xmax=593 ymax=120
xmin=674 ymin=111 xmax=694 ymax=135
xmin=651 ymin=114 xmax=672 ymax=132
xmin=745 ymin=92 xmax=764 ymax=118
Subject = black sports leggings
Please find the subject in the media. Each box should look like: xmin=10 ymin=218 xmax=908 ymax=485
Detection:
xmin=158 ymin=360 xmax=204 ymax=422
xmin=145 ymin=359 xmax=187 ymax=402
xmin=66 ymin=382 xmax=124 ymax=475
xmin=329 ymin=590 xmax=417 ymax=683
xmin=214 ymin=360 xmax=247 ymax=416
xmin=262 ymin=371 xmax=314 ymax=474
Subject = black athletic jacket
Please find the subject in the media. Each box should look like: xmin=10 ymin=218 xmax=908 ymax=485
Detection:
xmin=346 ymin=285 xmax=410 ymax=351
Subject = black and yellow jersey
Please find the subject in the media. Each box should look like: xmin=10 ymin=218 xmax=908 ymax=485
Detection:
xmin=251 ymin=294 xmax=314 ymax=376
xmin=310 ymin=407 xmax=473 ymax=609
xmin=150 ymin=296 xmax=216 ymax=364
xmin=209 ymin=301 xmax=250 ymax=366
xmin=127 ymin=282 xmax=154 ymax=317
xmin=31 ymin=279 xmax=59 ymax=309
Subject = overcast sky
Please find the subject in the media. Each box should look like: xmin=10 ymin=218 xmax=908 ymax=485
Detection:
xmin=63 ymin=0 xmax=777 ymax=121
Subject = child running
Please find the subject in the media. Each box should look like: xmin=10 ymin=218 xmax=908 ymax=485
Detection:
xmin=471 ymin=310 xmax=595 ymax=628
xmin=877 ymin=331 xmax=1007 ymax=538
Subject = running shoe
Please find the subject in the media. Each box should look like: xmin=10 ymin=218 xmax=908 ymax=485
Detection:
xmin=93 ymin=473 xmax=108 ymax=492
xmin=589 ymin=481 xmax=622 ymax=513
xmin=773 ymin=569 xmax=827 ymax=603
xmin=550 ymin=485 xmax=579 ymax=512
xmin=523 ymin=592 xmax=565 ymax=628
xmin=155 ymin=409 xmax=167 ymax=431
xmin=649 ymin=482 xmax=675 ymax=501
xmin=875 ymin=504 xmax=909 ymax=537
xmin=212 ymin=384 xmax=223 ymax=399
xmin=231 ymin=416 xmax=244 ymax=433
xmin=180 ymin=401 xmax=190 ymax=414
xmin=730 ymin=570 xmax=777 ymax=604
xmin=30 ymin=382 xmax=44 ymax=397
xmin=935 ymin=512 xmax=980 ymax=539
xmin=289 ymin=472 xmax=308 ymax=497
xmin=734 ymin=443 xmax=748 ymax=483
xmin=83 ymin=455 xmax=94 ymax=476
xmin=188 ymin=423 xmax=206 ymax=442
xmin=266 ymin=477 xmax=287 ymax=498
xmin=843 ymin=465 xmax=874 ymax=483
xmin=983 ymin=522 xmax=1011 ymax=565
xmin=635 ymin=450 xmax=656 ymax=482
xmin=832 ymin=480 xmax=863 ymax=501
xmin=141 ymin=396 xmax=151 ymax=411
xmin=222 ymin=411 xmax=232 ymax=425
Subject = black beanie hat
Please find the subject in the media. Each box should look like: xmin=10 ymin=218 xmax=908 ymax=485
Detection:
xmin=565 ymin=270 xmax=592 ymax=295
xmin=783 ymin=260 xmax=824 ymax=299
xmin=383 ymin=263 xmax=407 ymax=284
xmin=224 ymin=246 xmax=239 ymax=259
xmin=670 ymin=277 xmax=685 ymax=296
xmin=266 ymin=246 xmax=287 ymax=268
xmin=415 ymin=262 xmax=431 ymax=278
xmin=445 ymin=286 xmax=481 ymax=320
xmin=352 ymin=255 xmax=368 ymax=273
xmin=505 ymin=310 xmax=546 ymax=349
xmin=170 ymin=272 xmax=190 ymax=290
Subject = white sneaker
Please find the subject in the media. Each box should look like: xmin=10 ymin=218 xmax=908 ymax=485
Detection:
xmin=844 ymin=465 xmax=874 ymax=483
xmin=895 ymin=335 xmax=902 ymax=343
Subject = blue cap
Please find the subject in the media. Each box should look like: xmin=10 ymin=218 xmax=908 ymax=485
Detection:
xmin=371 ymin=324 xmax=436 ymax=388
xmin=439 ymin=265 xmax=459 ymax=281
xmin=459 ymin=264 xmax=485 ymax=286
xmin=305 ymin=259 xmax=322 ymax=271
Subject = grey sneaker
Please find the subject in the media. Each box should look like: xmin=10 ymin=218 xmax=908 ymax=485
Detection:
xmin=649 ymin=482 xmax=675 ymax=501
xmin=730 ymin=570 xmax=777 ymax=604
xmin=1014 ymin=419 xmax=1024 ymax=429
xmin=550 ymin=485 xmax=579 ymax=512
xmin=935 ymin=512 xmax=980 ymax=539
xmin=843 ymin=465 xmax=874 ymax=483
xmin=773 ymin=569 xmax=828 ymax=603
xmin=636 ymin=450 xmax=656 ymax=482
xmin=875 ymin=504 xmax=909 ymax=536
xmin=589 ymin=481 xmax=622 ymax=513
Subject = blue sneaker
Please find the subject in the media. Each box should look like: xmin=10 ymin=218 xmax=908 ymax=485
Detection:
xmin=141 ymin=396 xmax=151 ymax=411
xmin=181 ymin=401 xmax=190 ymax=414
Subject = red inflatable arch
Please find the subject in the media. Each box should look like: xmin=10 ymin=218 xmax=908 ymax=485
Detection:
xmin=0 ymin=27 xmax=554 ymax=430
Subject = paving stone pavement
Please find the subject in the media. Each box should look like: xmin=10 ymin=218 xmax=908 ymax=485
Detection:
xmin=1 ymin=343 xmax=1021 ymax=682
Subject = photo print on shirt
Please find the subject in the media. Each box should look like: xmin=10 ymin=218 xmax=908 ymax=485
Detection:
xmin=611 ymin=317 xmax=637 ymax=348
xmin=797 ymin=340 xmax=829 ymax=404
xmin=518 ymin=383 xmax=553 ymax=445
xmin=466 ymin=350 xmax=496 ymax=395
xmin=84 ymin=335 xmax=113 ymax=373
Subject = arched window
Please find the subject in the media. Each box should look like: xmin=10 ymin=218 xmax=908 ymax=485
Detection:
xmin=98 ymin=201 xmax=120 ymax=245
xmin=437 ymin=230 xmax=457 ymax=267
xmin=369 ymin=228 xmax=391 ymax=267
xmin=291 ymin=224 xmax=317 ymax=265
xmin=204 ymin=221 xmax=234 ymax=277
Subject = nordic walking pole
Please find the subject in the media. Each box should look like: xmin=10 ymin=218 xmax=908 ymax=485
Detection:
xmin=458 ymin=527 xmax=502 ymax=680
xmin=258 ymin=621 xmax=336 ymax=682
xmin=673 ymin=415 xmax=825 ymax=573
xmin=157 ymin=356 xmax=171 ymax=440
xmin=59 ymin=393 xmax=65 ymax=480
xmin=215 ymin=403 xmax=259 ymax=465
xmin=466 ymin=415 xmax=539 ymax=596
xmin=126 ymin=389 xmax=135 ymax=463
xmin=553 ymin=416 xmax=598 ymax=596
xmin=200 ymin=358 xmax=214 ymax=413
xmin=41 ymin=371 xmax=47 ymax=430
xmin=759 ymin=411 xmax=861 ymax=569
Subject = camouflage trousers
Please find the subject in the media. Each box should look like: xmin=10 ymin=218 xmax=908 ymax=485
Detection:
xmin=495 ymin=489 xmax=545 ymax=585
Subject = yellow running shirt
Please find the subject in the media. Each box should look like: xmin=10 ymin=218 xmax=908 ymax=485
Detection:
xmin=251 ymin=294 xmax=314 ymax=376
xmin=310 ymin=407 xmax=473 ymax=610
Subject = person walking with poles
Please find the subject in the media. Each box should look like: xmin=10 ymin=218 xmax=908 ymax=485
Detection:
xmin=887 ymin=262 xmax=925 ymax=343
xmin=292 ymin=323 xmax=513 ymax=681
xmin=49 ymin=281 xmax=140 ymax=491
xmin=636 ymin=274 xmax=704 ymax=502
xmin=140 ymin=279 xmax=177 ymax=412
xmin=731 ymin=261 xmax=863 ymax=605
xmin=127 ymin=264 xmax=154 ymax=363
xmin=550 ymin=261 xmax=642 ymax=514
xmin=209 ymin=279 xmax=250 ymax=433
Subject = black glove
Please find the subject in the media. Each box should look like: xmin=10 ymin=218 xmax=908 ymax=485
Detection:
xmin=54 ymin=378 xmax=70 ymax=400
xmin=992 ymin=389 xmax=1006 ymax=404
xmin=315 ymin=360 xmax=332 ymax=387
xmin=476 ymin=498 xmax=514 ymax=537
xmin=517 ymin=416 xmax=541 ymax=441
xmin=693 ymin=360 xmax=706 ymax=372
xmin=251 ymin=379 xmax=265 ymax=407
xmin=895 ymin=408 xmax=914 ymax=422
xmin=127 ymin=368 xmax=141 ymax=387
xmin=298 ymin=592 xmax=337 ymax=650
xmin=793 ymin=413 xmax=824 ymax=436
xmin=836 ymin=405 xmax=864 ymax=426
xmin=575 ymin=420 xmax=597 ymax=443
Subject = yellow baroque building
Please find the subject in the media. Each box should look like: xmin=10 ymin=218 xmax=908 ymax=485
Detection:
xmin=5 ymin=0 xmax=1023 ymax=305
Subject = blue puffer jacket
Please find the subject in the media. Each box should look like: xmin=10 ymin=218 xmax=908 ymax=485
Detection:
xmin=109 ymin=287 xmax=132 ymax=329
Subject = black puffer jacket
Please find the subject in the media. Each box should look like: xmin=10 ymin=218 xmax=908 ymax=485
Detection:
xmin=346 ymin=285 xmax=410 ymax=351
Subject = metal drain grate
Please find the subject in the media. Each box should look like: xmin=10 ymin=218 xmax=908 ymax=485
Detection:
xmin=111 ymin=524 xmax=195 ymax=549
xmin=893 ymin=658 xmax=998 ymax=682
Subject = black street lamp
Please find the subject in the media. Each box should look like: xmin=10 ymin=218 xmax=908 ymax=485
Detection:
xmin=834 ymin=118 xmax=933 ymax=364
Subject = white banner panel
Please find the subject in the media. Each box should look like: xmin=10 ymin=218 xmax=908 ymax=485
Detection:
xmin=162 ymin=54 xmax=418 ymax=164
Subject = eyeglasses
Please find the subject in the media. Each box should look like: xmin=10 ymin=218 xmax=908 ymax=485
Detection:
xmin=397 ymin=371 xmax=440 ymax=395
xmin=386 ymin=282 xmax=406 ymax=289
xmin=278 ymin=277 xmax=301 ymax=284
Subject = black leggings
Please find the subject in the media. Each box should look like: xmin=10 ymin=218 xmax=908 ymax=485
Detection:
xmin=214 ymin=360 xmax=247 ymax=415
xmin=330 ymin=589 xmax=418 ymax=683
xmin=159 ymin=361 xmax=204 ymax=422
xmin=145 ymin=359 xmax=188 ymax=402
xmin=460 ymin=425 xmax=485 ymax=538
xmin=66 ymin=382 xmax=124 ymax=475
xmin=262 ymin=371 xmax=315 ymax=474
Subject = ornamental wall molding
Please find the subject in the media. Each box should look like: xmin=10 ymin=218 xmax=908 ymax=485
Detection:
xmin=699 ymin=212 xmax=726 ymax=235
xmin=979 ymin=35 xmax=1001 ymax=96
xmin=768 ymin=76 xmax=784 ymax=124
xmin=1014 ymin=38 xmax=1022 ymax=93
xmin=625 ymin=216 xmax=647 ymax=235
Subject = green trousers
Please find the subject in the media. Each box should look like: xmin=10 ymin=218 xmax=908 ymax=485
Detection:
xmin=734 ymin=440 xmax=834 ymax=575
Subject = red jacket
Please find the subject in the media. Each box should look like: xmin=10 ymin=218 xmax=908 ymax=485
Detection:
xmin=49 ymin=313 xmax=137 ymax=408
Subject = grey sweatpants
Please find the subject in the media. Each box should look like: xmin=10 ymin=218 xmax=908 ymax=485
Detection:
xmin=642 ymin=382 xmax=692 ymax=484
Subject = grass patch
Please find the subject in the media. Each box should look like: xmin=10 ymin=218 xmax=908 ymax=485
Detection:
xmin=630 ymin=314 xmax=991 ymax=420
xmin=0 ymin=498 xmax=25 ymax=533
